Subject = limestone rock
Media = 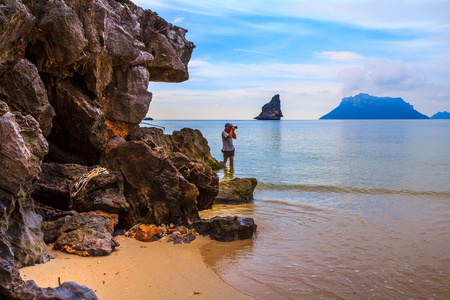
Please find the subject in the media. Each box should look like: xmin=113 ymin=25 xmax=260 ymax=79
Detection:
xmin=104 ymin=65 xmax=152 ymax=124
xmin=35 ymin=202 xmax=74 ymax=222
xmin=32 ymin=162 xmax=89 ymax=210
xmin=53 ymin=211 xmax=119 ymax=256
xmin=169 ymin=152 xmax=219 ymax=211
xmin=18 ymin=0 xmax=195 ymax=165
xmin=0 ymin=59 xmax=55 ymax=136
xmin=191 ymin=216 xmax=256 ymax=242
xmin=167 ymin=233 xmax=196 ymax=244
xmin=1 ymin=189 xmax=50 ymax=268
xmin=128 ymin=126 xmax=222 ymax=170
xmin=254 ymin=94 xmax=283 ymax=120
xmin=104 ymin=140 xmax=200 ymax=228
xmin=45 ymin=78 xmax=108 ymax=165
xmin=216 ymin=178 xmax=258 ymax=204
xmin=0 ymin=0 xmax=35 ymax=64
xmin=0 ymin=101 xmax=55 ymax=298
xmin=70 ymin=172 xmax=129 ymax=214
xmin=0 ymin=101 xmax=48 ymax=195
xmin=25 ymin=281 xmax=99 ymax=300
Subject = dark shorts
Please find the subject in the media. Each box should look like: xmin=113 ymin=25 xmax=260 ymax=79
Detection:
xmin=223 ymin=149 xmax=235 ymax=159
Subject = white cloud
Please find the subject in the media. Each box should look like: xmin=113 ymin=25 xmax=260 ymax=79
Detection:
xmin=314 ymin=51 xmax=364 ymax=62
xmin=338 ymin=61 xmax=426 ymax=94
xmin=173 ymin=17 xmax=184 ymax=24
xmin=234 ymin=48 xmax=272 ymax=56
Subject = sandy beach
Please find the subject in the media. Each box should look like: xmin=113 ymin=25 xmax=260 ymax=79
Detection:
xmin=20 ymin=235 xmax=254 ymax=300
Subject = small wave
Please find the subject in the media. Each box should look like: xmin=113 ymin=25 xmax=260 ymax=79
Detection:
xmin=257 ymin=182 xmax=450 ymax=197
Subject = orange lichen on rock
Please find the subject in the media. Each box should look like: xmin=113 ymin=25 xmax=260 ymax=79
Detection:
xmin=106 ymin=119 xmax=132 ymax=138
xmin=54 ymin=245 xmax=90 ymax=257
xmin=132 ymin=224 xmax=163 ymax=242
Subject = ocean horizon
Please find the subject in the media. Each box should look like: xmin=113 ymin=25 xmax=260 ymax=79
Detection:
xmin=143 ymin=119 xmax=450 ymax=299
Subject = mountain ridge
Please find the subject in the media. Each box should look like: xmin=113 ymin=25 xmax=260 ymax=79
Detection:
xmin=320 ymin=93 xmax=429 ymax=119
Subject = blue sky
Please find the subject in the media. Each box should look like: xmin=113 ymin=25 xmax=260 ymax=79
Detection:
xmin=133 ymin=0 xmax=450 ymax=119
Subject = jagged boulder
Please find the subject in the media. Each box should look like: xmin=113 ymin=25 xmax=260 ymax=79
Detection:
xmin=216 ymin=178 xmax=258 ymax=204
xmin=0 ymin=0 xmax=35 ymax=64
xmin=0 ymin=101 xmax=48 ymax=195
xmin=169 ymin=152 xmax=219 ymax=211
xmin=128 ymin=126 xmax=222 ymax=170
xmin=35 ymin=202 xmax=74 ymax=222
xmin=191 ymin=216 xmax=256 ymax=242
xmin=52 ymin=211 xmax=119 ymax=256
xmin=1 ymin=189 xmax=50 ymax=268
xmin=104 ymin=140 xmax=200 ymax=228
xmin=104 ymin=65 xmax=152 ymax=125
xmin=24 ymin=281 xmax=99 ymax=300
xmin=32 ymin=162 xmax=89 ymax=210
xmin=0 ymin=59 xmax=55 ymax=136
xmin=70 ymin=172 xmax=129 ymax=214
xmin=254 ymin=94 xmax=283 ymax=120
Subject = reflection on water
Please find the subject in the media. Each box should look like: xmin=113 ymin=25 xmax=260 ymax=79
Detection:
xmin=201 ymin=196 xmax=450 ymax=300
xmin=222 ymin=167 xmax=235 ymax=181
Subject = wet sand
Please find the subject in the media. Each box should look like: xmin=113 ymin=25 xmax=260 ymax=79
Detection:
xmin=20 ymin=235 xmax=254 ymax=300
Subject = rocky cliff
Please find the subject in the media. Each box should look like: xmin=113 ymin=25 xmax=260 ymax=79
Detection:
xmin=1 ymin=0 xmax=198 ymax=298
xmin=254 ymin=94 xmax=283 ymax=120
xmin=320 ymin=93 xmax=429 ymax=119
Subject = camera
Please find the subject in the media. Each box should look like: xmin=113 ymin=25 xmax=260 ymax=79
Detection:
xmin=233 ymin=125 xmax=238 ymax=129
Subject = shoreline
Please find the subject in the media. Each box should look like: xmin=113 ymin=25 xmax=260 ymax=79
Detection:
xmin=20 ymin=235 xmax=255 ymax=300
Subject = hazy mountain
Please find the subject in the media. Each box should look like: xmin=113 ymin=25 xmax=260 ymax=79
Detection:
xmin=430 ymin=111 xmax=450 ymax=119
xmin=320 ymin=93 xmax=429 ymax=119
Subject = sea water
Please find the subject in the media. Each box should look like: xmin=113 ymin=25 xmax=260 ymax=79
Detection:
xmin=143 ymin=120 xmax=450 ymax=299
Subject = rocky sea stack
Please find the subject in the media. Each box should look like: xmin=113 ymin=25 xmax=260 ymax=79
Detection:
xmin=254 ymin=94 xmax=283 ymax=120
xmin=0 ymin=0 xmax=255 ymax=298
xmin=320 ymin=93 xmax=429 ymax=119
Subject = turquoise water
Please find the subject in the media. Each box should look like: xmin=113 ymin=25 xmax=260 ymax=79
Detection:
xmin=144 ymin=120 xmax=450 ymax=299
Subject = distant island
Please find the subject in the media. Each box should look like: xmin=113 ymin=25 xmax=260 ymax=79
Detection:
xmin=320 ymin=93 xmax=429 ymax=119
xmin=254 ymin=94 xmax=283 ymax=120
xmin=430 ymin=111 xmax=450 ymax=119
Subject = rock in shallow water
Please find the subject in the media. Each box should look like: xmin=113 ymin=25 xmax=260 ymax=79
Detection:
xmin=191 ymin=216 xmax=256 ymax=242
xmin=215 ymin=178 xmax=258 ymax=205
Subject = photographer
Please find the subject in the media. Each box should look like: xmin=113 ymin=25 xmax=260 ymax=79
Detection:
xmin=222 ymin=122 xmax=237 ymax=167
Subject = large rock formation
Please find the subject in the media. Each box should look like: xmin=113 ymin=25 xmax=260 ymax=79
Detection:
xmin=0 ymin=0 xmax=195 ymax=298
xmin=0 ymin=101 xmax=97 ymax=298
xmin=254 ymin=94 xmax=283 ymax=120
xmin=104 ymin=140 xmax=200 ymax=228
xmin=320 ymin=93 xmax=429 ymax=119
xmin=128 ymin=126 xmax=222 ymax=170
xmin=169 ymin=152 xmax=219 ymax=211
